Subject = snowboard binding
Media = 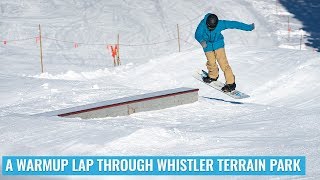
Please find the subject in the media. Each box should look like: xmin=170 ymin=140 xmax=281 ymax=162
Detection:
xmin=221 ymin=83 xmax=236 ymax=92
xmin=202 ymin=75 xmax=219 ymax=83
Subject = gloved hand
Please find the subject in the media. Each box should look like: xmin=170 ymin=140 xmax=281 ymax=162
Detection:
xmin=251 ymin=23 xmax=255 ymax=31
xmin=200 ymin=41 xmax=207 ymax=48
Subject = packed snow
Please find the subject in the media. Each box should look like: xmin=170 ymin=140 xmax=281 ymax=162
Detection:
xmin=1 ymin=0 xmax=320 ymax=179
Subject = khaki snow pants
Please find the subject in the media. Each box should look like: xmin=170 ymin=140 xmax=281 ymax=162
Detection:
xmin=205 ymin=48 xmax=235 ymax=84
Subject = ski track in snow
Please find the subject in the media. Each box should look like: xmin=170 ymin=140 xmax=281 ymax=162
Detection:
xmin=1 ymin=0 xmax=320 ymax=180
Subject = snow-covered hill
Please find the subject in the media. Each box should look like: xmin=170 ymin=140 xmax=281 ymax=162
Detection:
xmin=1 ymin=0 xmax=320 ymax=180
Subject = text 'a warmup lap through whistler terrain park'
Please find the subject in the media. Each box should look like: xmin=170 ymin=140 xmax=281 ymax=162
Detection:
xmin=0 ymin=0 xmax=320 ymax=180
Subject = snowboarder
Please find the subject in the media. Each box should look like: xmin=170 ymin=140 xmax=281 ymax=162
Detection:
xmin=195 ymin=13 xmax=255 ymax=92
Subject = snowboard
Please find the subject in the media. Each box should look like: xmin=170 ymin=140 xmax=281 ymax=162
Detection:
xmin=193 ymin=70 xmax=250 ymax=99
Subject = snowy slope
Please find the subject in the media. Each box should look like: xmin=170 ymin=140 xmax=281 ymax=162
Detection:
xmin=1 ymin=0 xmax=320 ymax=180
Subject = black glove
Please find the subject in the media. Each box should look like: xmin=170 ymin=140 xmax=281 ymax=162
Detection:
xmin=251 ymin=23 xmax=255 ymax=31
xmin=200 ymin=41 xmax=207 ymax=48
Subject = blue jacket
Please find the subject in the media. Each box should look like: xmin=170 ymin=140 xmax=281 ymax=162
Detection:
xmin=195 ymin=13 xmax=254 ymax=52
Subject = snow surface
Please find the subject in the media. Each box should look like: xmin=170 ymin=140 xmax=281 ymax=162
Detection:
xmin=1 ymin=0 xmax=320 ymax=179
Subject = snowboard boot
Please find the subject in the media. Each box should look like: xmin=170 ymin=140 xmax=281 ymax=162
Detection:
xmin=222 ymin=83 xmax=236 ymax=92
xmin=202 ymin=75 xmax=219 ymax=83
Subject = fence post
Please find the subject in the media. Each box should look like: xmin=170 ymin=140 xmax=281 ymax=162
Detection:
xmin=117 ymin=34 xmax=121 ymax=66
xmin=177 ymin=24 xmax=181 ymax=52
xmin=300 ymin=29 xmax=303 ymax=50
xmin=275 ymin=0 xmax=278 ymax=14
xmin=287 ymin=16 xmax=290 ymax=42
xmin=38 ymin=24 xmax=44 ymax=73
xmin=113 ymin=56 xmax=117 ymax=67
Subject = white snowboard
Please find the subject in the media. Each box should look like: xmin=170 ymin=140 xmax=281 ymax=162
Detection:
xmin=193 ymin=70 xmax=250 ymax=99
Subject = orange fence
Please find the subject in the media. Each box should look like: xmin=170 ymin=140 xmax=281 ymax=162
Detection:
xmin=1 ymin=8 xmax=315 ymax=74
xmin=0 ymin=20 xmax=200 ymax=73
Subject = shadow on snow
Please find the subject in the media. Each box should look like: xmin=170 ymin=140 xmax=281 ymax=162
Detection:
xmin=201 ymin=96 xmax=244 ymax=105
xmin=279 ymin=0 xmax=320 ymax=51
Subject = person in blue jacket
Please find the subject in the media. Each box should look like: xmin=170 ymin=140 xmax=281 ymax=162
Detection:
xmin=195 ymin=13 xmax=255 ymax=92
